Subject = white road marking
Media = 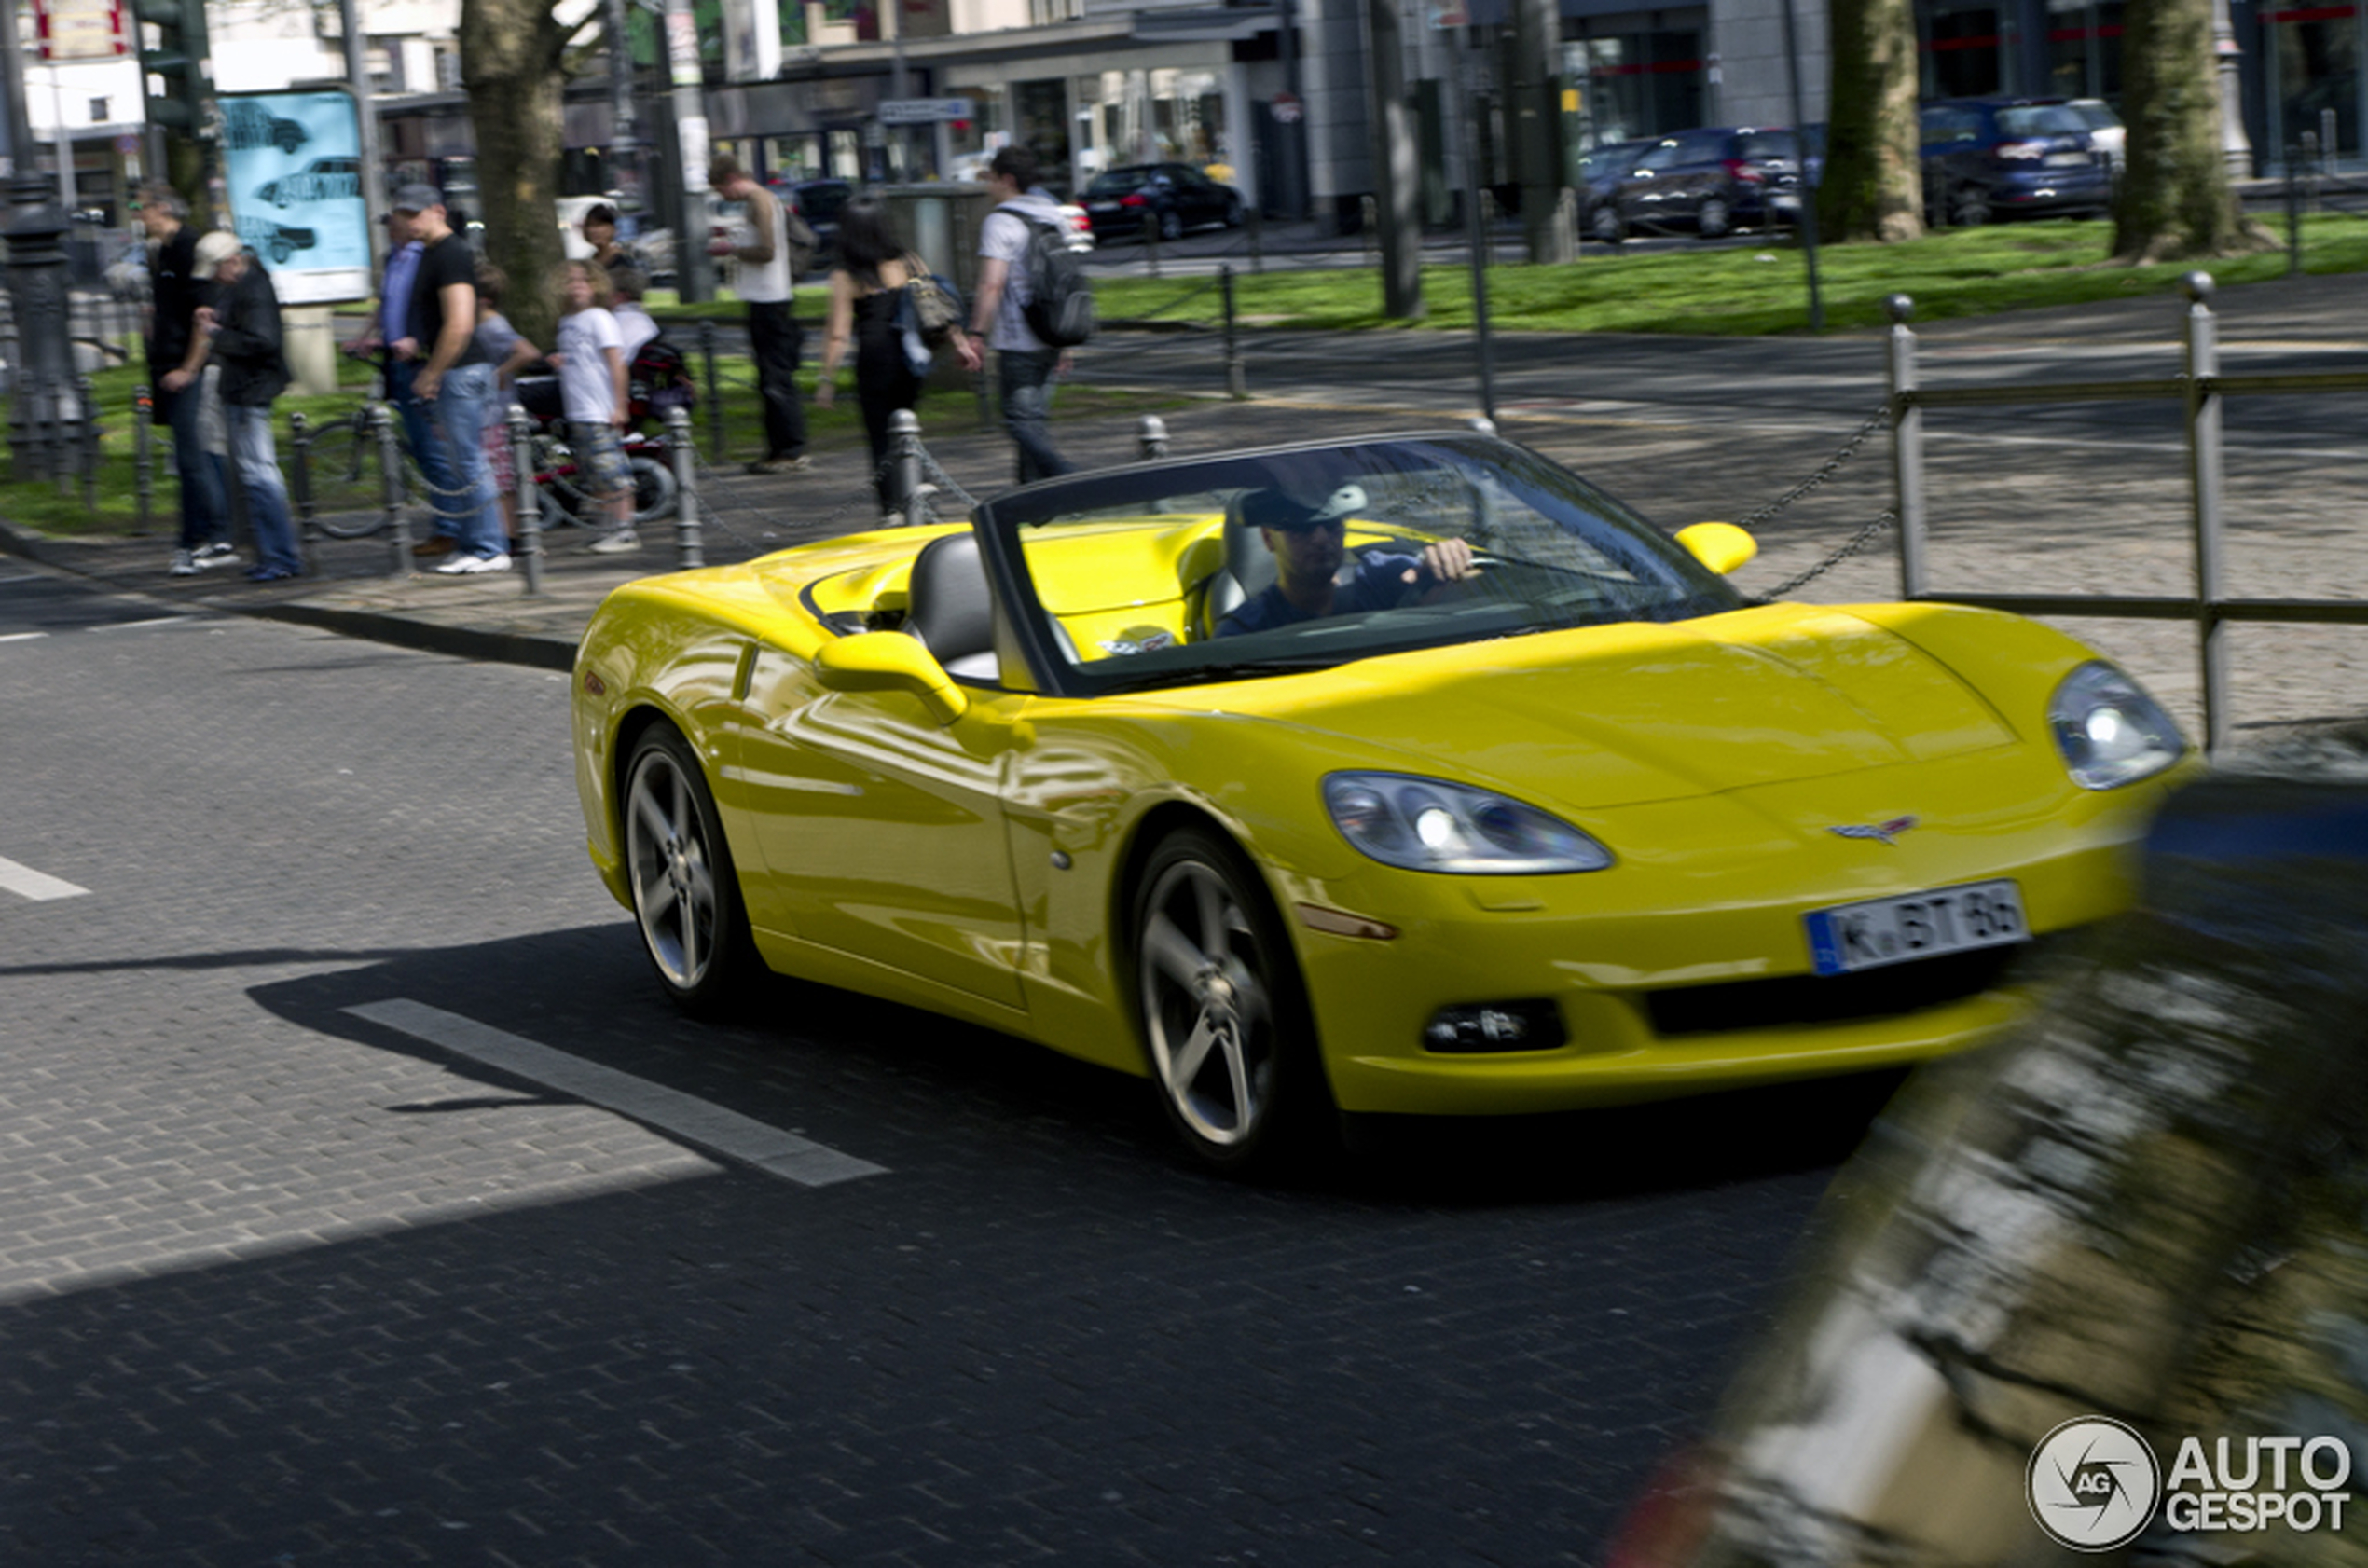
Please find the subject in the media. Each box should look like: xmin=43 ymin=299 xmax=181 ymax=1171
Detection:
xmin=85 ymin=615 xmax=201 ymax=632
xmin=0 ymin=632 xmax=48 ymax=643
xmin=0 ymin=854 xmax=89 ymax=901
xmin=344 ymin=999 xmax=888 ymax=1188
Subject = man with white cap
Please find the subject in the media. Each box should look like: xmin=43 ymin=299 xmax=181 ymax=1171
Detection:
xmin=178 ymin=234 xmax=302 ymax=581
xmin=391 ymin=184 xmax=509 ymax=573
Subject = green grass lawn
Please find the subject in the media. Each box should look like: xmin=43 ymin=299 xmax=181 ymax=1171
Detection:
xmin=1093 ymin=213 xmax=2368 ymax=336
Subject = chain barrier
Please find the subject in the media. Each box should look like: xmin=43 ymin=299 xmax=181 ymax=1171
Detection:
xmin=1733 ymin=401 xmax=1891 ymax=530
xmin=1757 ymin=510 xmax=1899 ymax=599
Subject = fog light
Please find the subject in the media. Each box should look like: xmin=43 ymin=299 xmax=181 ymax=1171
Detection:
xmin=1422 ymin=999 xmax=1566 ymax=1053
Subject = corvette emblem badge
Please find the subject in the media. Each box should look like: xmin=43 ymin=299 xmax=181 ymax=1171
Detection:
xmin=1828 ymin=815 xmax=1920 ymax=846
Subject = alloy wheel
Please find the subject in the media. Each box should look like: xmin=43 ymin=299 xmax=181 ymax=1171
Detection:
xmin=626 ymin=743 xmax=719 ymax=993
xmin=1137 ymin=855 xmax=1277 ymax=1151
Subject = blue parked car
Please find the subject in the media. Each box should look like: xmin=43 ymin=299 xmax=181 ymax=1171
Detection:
xmin=1920 ymin=96 xmax=2112 ymax=226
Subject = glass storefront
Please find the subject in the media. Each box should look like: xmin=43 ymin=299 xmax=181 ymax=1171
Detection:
xmin=2045 ymin=0 xmax=2124 ymax=97
xmin=2267 ymin=3 xmax=2361 ymax=156
xmin=1073 ymin=68 xmax=1229 ymax=176
xmin=1563 ymin=21 xmax=1706 ymax=145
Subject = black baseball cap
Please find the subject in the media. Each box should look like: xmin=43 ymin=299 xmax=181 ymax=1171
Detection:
xmin=1239 ymin=488 xmax=1332 ymax=531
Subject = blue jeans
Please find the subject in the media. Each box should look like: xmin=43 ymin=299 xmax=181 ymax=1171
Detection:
xmin=426 ymin=363 xmax=507 ymax=558
xmin=162 ymin=379 xmax=227 ymax=551
xmin=388 ymin=358 xmax=456 ymax=537
xmin=223 ymin=404 xmax=299 ymax=573
xmin=996 ymin=349 xmax=1071 ymax=486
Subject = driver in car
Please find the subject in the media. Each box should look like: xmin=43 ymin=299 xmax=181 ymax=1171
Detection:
xmin=1216 ymin=487 xmax=1477 ymax=638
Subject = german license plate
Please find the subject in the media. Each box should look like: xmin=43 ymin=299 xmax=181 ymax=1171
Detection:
xmin=2044 ymin=151 xmax=2089 ymax=167
xmin=1805 ymin=879 xmax=2028 ymax=976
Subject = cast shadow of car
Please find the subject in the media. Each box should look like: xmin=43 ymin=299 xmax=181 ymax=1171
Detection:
xmin=244 ymin=919 xmax=1910 ymax=1206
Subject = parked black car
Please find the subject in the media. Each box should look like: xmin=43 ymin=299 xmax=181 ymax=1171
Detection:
xmin=1576 ymin=139 xmax=1655 ymax=244
xmin=1921 ymin=96 xmax=2112 ymax=225
xmin=1595 ymin=127 xmax=1805 ymax=241
xmin=1079 ymin=163 xmax=1244 ymax=243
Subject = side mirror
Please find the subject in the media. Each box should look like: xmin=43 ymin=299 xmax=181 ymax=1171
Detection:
xmin=1675 ymin=521 xmax=1758 ymax=576
xmin=813 ymin=632 xmax=969 ymax=725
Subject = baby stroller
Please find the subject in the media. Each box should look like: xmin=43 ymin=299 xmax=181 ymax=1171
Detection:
xmin=513 ymin=336 xmax=695 ymax=528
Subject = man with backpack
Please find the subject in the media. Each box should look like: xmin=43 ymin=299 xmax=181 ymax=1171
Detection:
xmin=961 ymin=146 xmax=1087 ymax=484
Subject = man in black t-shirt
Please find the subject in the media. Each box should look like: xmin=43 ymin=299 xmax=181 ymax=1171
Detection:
xmin=389 ymin=185 xmax=509 ymax=572
xmin=140 ymin=183 xmax=230 ymax=577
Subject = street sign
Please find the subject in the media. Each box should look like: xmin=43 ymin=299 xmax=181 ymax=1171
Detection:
xmin=877 ymin=98 xmax=975 ymax=125
xmin=1270 ymin=90 xmax=1303 ymax=124
xmin=220 ymin=90 xmax=372 ymax=306
xmin=34 ymin=0 xmax=127 ymax=61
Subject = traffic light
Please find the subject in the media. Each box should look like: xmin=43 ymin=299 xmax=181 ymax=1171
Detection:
xmin=135 ymin=0 xmax=211 ymax=137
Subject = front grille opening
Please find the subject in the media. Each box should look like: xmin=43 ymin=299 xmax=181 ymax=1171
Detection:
xmin=1644 ymin=937 xmax=2062 ymax=1038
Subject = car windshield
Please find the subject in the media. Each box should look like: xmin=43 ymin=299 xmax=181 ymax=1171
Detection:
xmin=1738 ymin=131 xmax=1800 ymax=161
xmin=984 ymin=436 xmax=1744 ymax=695
xmin=2071 ymin=103 xmax=2121 ymax=131
xmin=1997 ymin=104 xmax=2089 ymax=137
xmin=798 ymin=184 xmax=850 ymax=221
xmin=1085 ymin=171 xmax=1151 ymax=196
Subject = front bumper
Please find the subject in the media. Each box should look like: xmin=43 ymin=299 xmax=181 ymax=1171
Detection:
xmin=1288 ymin=758 xmax=2181 ymax=1116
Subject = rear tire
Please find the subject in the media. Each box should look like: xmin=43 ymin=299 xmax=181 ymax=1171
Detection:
xmin=622 ymin=723 xmax=764 ymax=1017
xmin=1950 ymin=184 xmax=1992 ymax=227
xmin=1132 ymin=824 xmax=1334 ymax=1176
xmin=1590 ymin=203 xmax=1627 ymax=245
xmin=1159 ymin=209 xmax=1185 ymax=242
xmin=629 ymin=454 xmax=679 ymax=525
xmin=1696 ymin=195 xmax=1733 ymax=239
xmin=300 ymin=420 xmax=409 ymax=539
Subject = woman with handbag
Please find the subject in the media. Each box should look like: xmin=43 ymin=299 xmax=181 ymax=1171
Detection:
xmin=816 ymin=199 xmax=971 ymax=517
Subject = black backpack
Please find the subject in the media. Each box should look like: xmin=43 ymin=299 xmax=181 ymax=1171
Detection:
xmin=1000 ymin=203 xmax=1095 ymax=349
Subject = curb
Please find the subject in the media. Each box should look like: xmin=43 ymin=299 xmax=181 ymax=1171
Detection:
xmin=0 ymin=514 xmax=580 ymax=672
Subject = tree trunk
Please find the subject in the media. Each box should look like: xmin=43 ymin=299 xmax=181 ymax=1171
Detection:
xmin=460 ymin=0 xmax=571 ymax=349
xmin=1818 ymin=0 xmax=1924 ymax=242
xmin=2112 ymin=0 xmax=2265 ymax=259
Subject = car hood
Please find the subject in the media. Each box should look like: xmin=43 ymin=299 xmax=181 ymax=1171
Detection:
xmin=1130 ymin=605 xmax=2019 ymax=810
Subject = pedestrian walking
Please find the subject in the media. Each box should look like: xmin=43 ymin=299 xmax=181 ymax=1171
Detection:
xmin=393 ymin=184 xmax=511 ymax=575
xmin=340 ymin=209 xmax=459 ymax=558
xmin=707 ymin=153 xmax=814 ymax=475
xmin=816 ymin=199 xmax=972 ymax=516
xmin=472 ymin=260 xmax=543 ymax=549
xmin=183 ymin=235 xmax=302 ymax=582
xmin=549 ymin=261 xmax=636 ymax=554
xmin=138 ymin=183 xmax=231 ymax=576
xmin=964 ymin=146 xmax=1076 ymax=485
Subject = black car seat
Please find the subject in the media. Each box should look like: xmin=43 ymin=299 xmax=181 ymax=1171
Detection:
xmin=904 ymin=530 xmax=998 ymax=681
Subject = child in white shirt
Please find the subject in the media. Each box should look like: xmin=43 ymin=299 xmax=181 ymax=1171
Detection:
xmin=549 ymin=261 xmax=634 ymax=553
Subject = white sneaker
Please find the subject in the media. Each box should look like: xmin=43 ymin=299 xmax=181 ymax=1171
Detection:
xmin=169 ymin=550 xmax=199 ymax=576
xmin=195 ymin=541 xmax=236 ymax=566
xmin=434 ymin=552 xmax=513 ymax=575
xmin=587 ymin=530 xmax=640 ymax=555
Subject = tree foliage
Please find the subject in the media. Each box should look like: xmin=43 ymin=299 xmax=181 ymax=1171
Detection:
xmin=1818 ymin=0 xmax=1925 ymax=242
xmin=458 ymin=0 xmax=574 ymax=348
xmin=2112 ymin=0 xmax=2269 ymax=260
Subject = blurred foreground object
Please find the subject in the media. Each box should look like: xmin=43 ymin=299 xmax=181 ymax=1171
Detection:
xmin=1615 ymin=723 xmax=2368 ymax=1568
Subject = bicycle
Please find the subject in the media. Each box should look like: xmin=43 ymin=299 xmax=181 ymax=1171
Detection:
xmin=293 ymin=347 xmax=423 ymax=539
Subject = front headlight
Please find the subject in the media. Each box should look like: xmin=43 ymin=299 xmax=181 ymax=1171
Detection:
xmin=2048 ymin=661 xmax=2185 ymax=790
xmin=1323 ymin=772 xmax=1613 ymax=874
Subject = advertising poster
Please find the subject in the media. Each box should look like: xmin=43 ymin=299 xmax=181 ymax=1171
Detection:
xmin=219 ymin=89 xmax=372 ymax=306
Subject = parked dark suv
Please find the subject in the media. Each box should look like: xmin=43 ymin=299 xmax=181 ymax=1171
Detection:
xmin=1080 ymin=163 xmax=1244 ymax=243
xmin=1596 ymin=127 xmax=1804 ymax=241
xmin=1920 ymin=96 xmax=2111 ymax=225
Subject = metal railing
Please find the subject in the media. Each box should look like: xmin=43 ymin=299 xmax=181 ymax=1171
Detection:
xmin=1885 ymin=272 xmax=2368 ymax=755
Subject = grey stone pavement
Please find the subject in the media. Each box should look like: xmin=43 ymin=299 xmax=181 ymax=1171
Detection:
xmin=6 ymin=264 xmax=2366 ymax=733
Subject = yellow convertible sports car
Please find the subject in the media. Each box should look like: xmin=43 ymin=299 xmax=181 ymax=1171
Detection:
xmin=571 ymin=433 xmax=2191 ymax=1172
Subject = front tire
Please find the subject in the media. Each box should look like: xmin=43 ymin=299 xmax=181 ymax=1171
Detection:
xmin=1158 ymin=209 xmax=1185 ymax=242
xmin=1133 ymin=825 xmax=1331 ymax=1174
xmin=623 ymin=723 xmax=761 ymax=1016
xmin=1696 ymin=195 xmax=1733 ymax=239
xmin=1950 ymin=184 xmax=1992 ymax=227
xmin=1590 ymin=202 xmax=1626 ymax=245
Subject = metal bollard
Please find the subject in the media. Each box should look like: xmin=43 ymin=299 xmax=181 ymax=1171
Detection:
xmin=1138 ymin=414 xmax=1169 ymax=461
xmin=698 ymin=317 xmax=724 ymax=462
xmin=2323 ymin=109 xmax=2340 ymax=178
xmin=889 ymin=408 xmax=924 ymax=526
xmin=76 ymin=376 xmax=99 ymax=512
xmin=2287 ymin=142 xmax=2306 ymax=277
xmin=666 ymin=405 xmax=703 ymax=569
xmin=1468 ymin=416 xmax=1497 ymax=438
xmin=289 ymin=410 xmax=318 ymax=576
xmin=2182 ymin=271 xmax=2230 ymax=756
xmin=1221 ymin=265 xmax=1246 ymax=401
xmin=1362 ymin=194 xmax=1378 ymax=265
xmin=1142 ymin=211 xmax=1161 ymax=278
xmin=508 ymin=404 xmax=544 ymax=596
xmin=133 ymin=385 xmax=154 ymax=537
xmin=374 ymin=402 xmax=411 ymax=573
xmin=1884 ymin=293 xmax=1926 ymax=601
xmin=1247 ymin=205 xmax=1264 ymax=275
